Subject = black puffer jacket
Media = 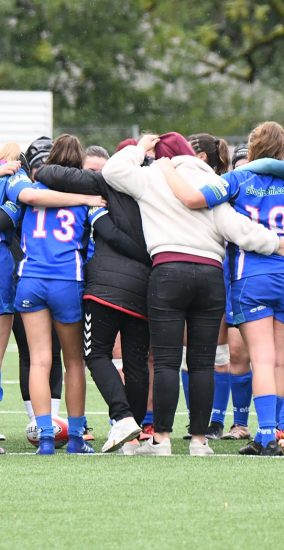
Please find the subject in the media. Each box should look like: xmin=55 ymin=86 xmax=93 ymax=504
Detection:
xmin=36 ymin=164 xmax=151 ymax=317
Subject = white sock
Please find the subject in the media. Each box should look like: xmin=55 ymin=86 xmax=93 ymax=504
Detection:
xmin=51 ymin=398 xmax=61 ymax=417
xmin=24 ymin=400 xmax=35 ymax=422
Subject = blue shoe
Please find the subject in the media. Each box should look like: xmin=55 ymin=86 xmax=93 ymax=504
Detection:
xmin=67 ymin=436 xmax=95 ymax=454
xmin=36 ymin=437 xmax=55 ymax=455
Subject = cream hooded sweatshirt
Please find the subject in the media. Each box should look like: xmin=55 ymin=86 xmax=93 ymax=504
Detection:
xmin=102 ymin=145 xmax=279 ymax=262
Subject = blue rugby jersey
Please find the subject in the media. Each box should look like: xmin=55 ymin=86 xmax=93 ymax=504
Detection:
xmin=0 ymin=167 xmax=31 ymax=243
xmin=18 ymin=182 xmax=107 ymax=281
xmin=201 ymin=169 xmax=284 ymax=281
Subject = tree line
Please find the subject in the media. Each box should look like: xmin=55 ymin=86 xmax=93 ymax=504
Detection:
xmin=1 ymin=0 xmax=283 ymax=148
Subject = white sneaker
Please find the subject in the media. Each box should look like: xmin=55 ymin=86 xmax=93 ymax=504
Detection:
xmin=102 ymin=417 xmax=141 ymax=453
xmin=0 ymin=433 xmax=6 ymax=441
xmin=135 ymin=437 xmax=172 ymax=456
xmin=117 ymin=440 xmax=140 ymax=455
xmin=189 ymin=438 xmax=214 ymax=456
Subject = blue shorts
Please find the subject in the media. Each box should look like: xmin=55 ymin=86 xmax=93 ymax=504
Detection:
xmin=231 ymin=273 xmax=284 ymax=325
xmin=0 ymin=244 xmax=15 ymax=315
xmin=15 ymin=278 xmax=84 ymax=323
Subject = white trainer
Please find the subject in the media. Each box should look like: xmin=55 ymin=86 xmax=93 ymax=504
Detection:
xmin=102 ymin=417 xmax=141 ymax=453
xmin=0 ymin=433 xmax=6 ymax=441
xmin=135 ymin=437 xmax=172 ymax=456
xmin=117 ymin=440 xmax=140 ymax=455
xmin=189 ymin=438 xmax=214 ymax=456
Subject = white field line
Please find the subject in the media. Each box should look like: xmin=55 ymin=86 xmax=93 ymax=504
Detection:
xmin=3 ymin=453 xmax=282 ymax=458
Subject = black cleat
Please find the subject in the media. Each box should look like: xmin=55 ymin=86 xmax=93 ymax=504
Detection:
xmin=260 ymin=440 xmax=283 ymax=456
xmin=206 ymin=421 xmax=223 ymax=440
xmin=238 ymin=440 xmax=262 ymax=456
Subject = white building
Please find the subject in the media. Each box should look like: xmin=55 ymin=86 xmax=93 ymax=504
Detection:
xmin=0 ymin=91 xmax=53 ymax=152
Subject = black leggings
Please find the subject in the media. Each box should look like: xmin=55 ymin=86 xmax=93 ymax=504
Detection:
xmin=84 ymin=300 xmax=149 ymax=424
xmin=148 ymin=263 xmax=225 ymax=435
xmin=12 ymin=312 xmax=62 ymax=401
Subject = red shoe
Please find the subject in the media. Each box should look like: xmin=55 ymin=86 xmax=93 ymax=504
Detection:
xmin=139 ymin=424 xmax=154 ymax=441
xmin=276 ymin=429 xmax=284 ymax=442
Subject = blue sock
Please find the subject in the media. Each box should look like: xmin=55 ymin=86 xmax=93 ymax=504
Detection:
xmin=211 ymin=372 xmax=230 ymax=426
xmin=142 ymin=410 xmax=154 ymax=426
xmin=254 ymin=427 xmax=262 ymax=445
xmin=276 ymin=396 xmax=284 ymax=430
xmin=230 ymin=371 xmax=252 ymax=426
xmin=36 ymin=414 xmax=54 ymax=439
xmin=0 ymin=371 xmax=3 ymax=401
xmin=68 ymin=416 xmax=85 ymax=438
xmin=181 ymin=370 xmax=190 ymax=412
xmin=253 ymin=394 xmax=277 ymax=448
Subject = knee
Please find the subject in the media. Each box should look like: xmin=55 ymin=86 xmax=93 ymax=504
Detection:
xmin=229 ymin=346 xmax=250 ymax=375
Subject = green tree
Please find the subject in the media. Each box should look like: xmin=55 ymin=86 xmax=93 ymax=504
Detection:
xmin=0 ymin=0 xmax=283 ymax=147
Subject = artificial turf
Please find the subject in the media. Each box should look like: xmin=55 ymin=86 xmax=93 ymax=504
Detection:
xmin=1 ymin=340 xmax=283 ymax=550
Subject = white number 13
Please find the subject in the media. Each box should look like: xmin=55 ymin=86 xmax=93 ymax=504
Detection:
xmin=33 ymin=208 xmax=75 ymax=242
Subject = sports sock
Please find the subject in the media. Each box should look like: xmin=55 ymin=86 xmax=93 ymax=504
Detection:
xmin=0 ymin=371 xmax=3 ymax=401
xmin=230 ymin=371 xmax=252 ymax=426
xmin=253 ymin=394 xmax=277 ymax=448
xmin=211 ymin=372 xmax=230 ymax=426
xmin=142 ymin=410 xmax=154 ymax=426
xmin=24 ymin=400 xmax=35 ymax=421
xmin=68 ymin=415 xmax=85 ymax=438
xmin=276 ymin=396 xmax=284 ymax=430
xmin=254 ymin=428 xmax=262 ymax=445
xmin=181 ymin=370 xmax=190 ymax=412
xmin=36 ymin=414 xmax=54 ymax=439
xmin=51 ymin=398 xmax=60 ymax=417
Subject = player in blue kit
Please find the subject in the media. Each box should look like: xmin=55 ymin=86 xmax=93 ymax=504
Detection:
xmin=2 ymin=134 xmax=106 ymax=455
xmin=0 ymin=143 xmax=23 ymax=452
xmin=158 ymin=121 xmax=284 ymax=456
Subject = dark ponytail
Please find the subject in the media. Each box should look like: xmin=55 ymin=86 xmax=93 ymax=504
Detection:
xmin=187 ymin=133 xmax=230 ymax=175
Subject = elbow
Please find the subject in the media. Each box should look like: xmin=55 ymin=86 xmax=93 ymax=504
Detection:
xmin=23 ymin=194 xmax=38 ymax=206
xmin=183 ymin=197 xmax=203 ymax=209
xmin=17 ymin=190 xmax=35 ymax=206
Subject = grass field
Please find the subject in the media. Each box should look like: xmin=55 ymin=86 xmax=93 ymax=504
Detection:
xmin=1 ymin=340 xmax=283 ymax=550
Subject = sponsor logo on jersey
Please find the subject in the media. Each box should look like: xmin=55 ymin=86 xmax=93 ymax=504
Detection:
xmin=207 ymin=179 xmax=229 ymax=200
xmin=246 ymin=184 xmax=284 ymax=197
xmin=8 ymin=172 xmax=30 ymax=188
xmin=5 ymin=201 xmax=19 ymax=213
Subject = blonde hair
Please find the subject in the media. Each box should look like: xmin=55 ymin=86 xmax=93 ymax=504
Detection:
xmin=248 ymin=121 xmax=284 ymax=161
xmin=0 ymin=142 xmax=21 ymax=162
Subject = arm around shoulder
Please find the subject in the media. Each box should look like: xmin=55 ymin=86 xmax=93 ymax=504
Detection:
xmin=36 ymin=164 xmax=105 ymax=195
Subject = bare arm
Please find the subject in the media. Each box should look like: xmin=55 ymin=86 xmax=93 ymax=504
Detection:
xmin=156 ymin=157 xmax=207 ymax=208
xmin=18 ymin=188 xmax=107 ymax=208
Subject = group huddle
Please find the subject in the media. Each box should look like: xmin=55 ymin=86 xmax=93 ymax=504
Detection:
xmin=1 ymin=121 xmax=284 ymax=457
